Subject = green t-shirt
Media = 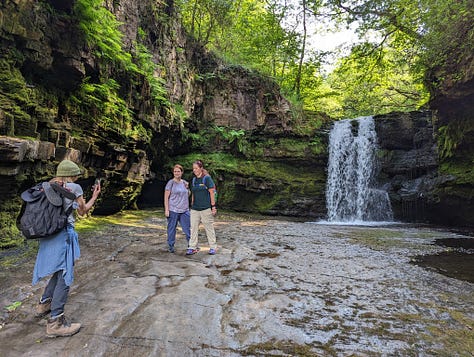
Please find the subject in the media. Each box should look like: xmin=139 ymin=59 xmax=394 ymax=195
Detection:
xmin=191 ymin=175 xmax=215 ymax=211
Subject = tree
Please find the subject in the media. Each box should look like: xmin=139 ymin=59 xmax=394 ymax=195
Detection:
xmin=177 ymin=0 xmax=472 ymax=120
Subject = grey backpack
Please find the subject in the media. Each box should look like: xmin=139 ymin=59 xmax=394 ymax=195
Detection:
xmin=18 ymin=182 xmax=76 ymax=239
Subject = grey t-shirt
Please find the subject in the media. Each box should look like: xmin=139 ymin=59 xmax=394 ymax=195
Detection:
xmin=64 ymin=182 xmax=84 ymax=225
xmin=165 ymin=179 xmax=189 ymax=213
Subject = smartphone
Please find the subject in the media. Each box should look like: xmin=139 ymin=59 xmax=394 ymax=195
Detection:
xmin=92 ymin=178 xmax=103 ymax=190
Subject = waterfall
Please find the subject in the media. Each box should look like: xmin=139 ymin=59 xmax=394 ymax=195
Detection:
xmin=326 ymin=116 xmax=393 ymax=223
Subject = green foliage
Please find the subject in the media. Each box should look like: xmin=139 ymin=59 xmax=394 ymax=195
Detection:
xmin=68 ymin=78 xmax=151 ymax=142
xmin=214 ymin=126 xmax=247 ymax=154
xmin=180 ymin=125 xmax=218 ymax=151
xmin=181 ymin=125 xmax=248 ymax=154
xmin=134 ymin=37 xmax=170 ymax=109
xmin=176 ymin=0 xmax=305 ymax=83
xmin=324 ymin=42 xmax=429 ymax=118
xmin=0 ymin=57 xmax=58 ymax=136
xmin=5 ymin=301 xmax=22 ymax=312
xmin=73 ymin=0 xmax=172 ymax=132
xmin=437 ymin=116 xmax=474 ymax=160
xmin=420 ymin=0 xmax=474 ymax=87
xmin=75 ymin=0 xmax=138 ymax=72
xmin=177 ymin=0 xmax=470 ymax=120
xmin=321 ymin=0 xmax=472 ymax=115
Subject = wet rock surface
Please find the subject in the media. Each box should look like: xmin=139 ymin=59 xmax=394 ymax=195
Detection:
xmin=1 ymin=210 xmax=473 ymax=356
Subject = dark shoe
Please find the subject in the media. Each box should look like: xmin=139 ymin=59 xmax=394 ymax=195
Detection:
xmin=35 ymin=299 xmax=51 ymax=318
xmin=168 ymin=246 xmax=175 ymax=253
xmin=209 ymin=248 xmax=216 ymax=255
xmin=46 ymin=314 xmax=81 ymax=337
xmin=186 ymin=248 xmax=197 ymax=255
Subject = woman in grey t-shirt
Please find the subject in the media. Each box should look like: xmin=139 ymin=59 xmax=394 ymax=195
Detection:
xmin=164 ymin=164 xmax=191 ymax=253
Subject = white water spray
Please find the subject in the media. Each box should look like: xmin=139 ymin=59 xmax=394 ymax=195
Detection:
xmin=326 ymin=116 xmax=393 ymax=222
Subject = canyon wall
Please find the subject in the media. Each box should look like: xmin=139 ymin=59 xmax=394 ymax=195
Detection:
xmin=0 ymin=0 xmax=473 ymax=248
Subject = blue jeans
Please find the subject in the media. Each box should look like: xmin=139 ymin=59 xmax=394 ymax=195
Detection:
xmin=42 ymin=270 xmax=70 ymax=318
xmin=167 ymin=210 xmax=191 ymax=248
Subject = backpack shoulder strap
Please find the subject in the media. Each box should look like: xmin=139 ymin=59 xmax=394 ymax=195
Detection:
xmin=50 ymin=182 xmax=77 ymax=200
xmin=203 ymin=175 xmax=215 ymax=189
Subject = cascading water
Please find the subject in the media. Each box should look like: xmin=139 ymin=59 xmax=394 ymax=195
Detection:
xmin=326 ymin=116 xmax=393 ymax=223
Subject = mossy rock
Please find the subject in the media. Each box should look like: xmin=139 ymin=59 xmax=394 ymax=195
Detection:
xmin=170 ymin=152 xmax=327 ymax=217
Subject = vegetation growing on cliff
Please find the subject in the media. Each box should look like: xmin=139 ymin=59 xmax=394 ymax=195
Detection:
xmin=72 ymin=0 xmax=178 ymax=142
xmin=0 ymin=58 xmax=57 ymax=138
xmin=166 ymin=151 xmax=326 ymax=216
xmin=176 ymin=0 xmax=472 ymax=121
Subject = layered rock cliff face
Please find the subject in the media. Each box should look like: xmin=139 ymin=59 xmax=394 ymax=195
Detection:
xmin=375 ymin=111 xmax=439 ymax=223
xmin=374 ymin=106 xmax=473 ymax=227
xmin=425 ymin=50 xmax=474 ymax=227
xmin=0 ymin=0 xmax=328 ymax=247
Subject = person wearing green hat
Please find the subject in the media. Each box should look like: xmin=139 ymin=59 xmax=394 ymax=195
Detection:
xmin=32 ymin=159 xmax=101 ymax=337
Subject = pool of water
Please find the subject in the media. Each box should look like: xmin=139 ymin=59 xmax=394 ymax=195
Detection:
xmin=411 ymin=237 xmax=474 ymax=283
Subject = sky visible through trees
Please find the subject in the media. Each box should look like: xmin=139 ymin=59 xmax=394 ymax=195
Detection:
xmin=176 ymin=0 xmax=472 ymax=120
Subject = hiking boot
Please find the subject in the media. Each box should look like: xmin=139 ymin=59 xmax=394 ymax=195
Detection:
xmin=46 ymin=314 xmax=81 ymax=338
xmin=35 ymin=299 xmax=51 ymax=318
xmin=209 ymin=248 xmax=216 ymax=255
xmin=168 ymin=246 xmax=175 ymax=253
xmin=186 ymin=248 xmax=197 ymax=255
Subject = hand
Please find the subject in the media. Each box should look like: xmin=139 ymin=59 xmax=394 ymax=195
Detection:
xmin=92 ymin=182 xmax=101 ymax=199
xmin=211 ymin=207 xmax=217 ymax=216
xmin=165 ymin=209 xmax=170 ymax=218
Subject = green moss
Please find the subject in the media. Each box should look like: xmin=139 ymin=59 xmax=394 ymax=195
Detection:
xmin=0 ymin=240 xmax=38 ymax=268
xmin=253 ymin=192 xmax=287 ymax=212
xmin=345 ymin=228 xmax=437 ymax=251
xmin=170 ymin=152 xmax=326 ymax=214
xmin=0 ymin=57 xmax=59 ymax=137
xmin=415 ymin=305 xmax=474 ymax=356
xmin=75 ymin=209 xmax=158 ymax=234
xmin=0 ymin=197 xmax=25 ymax=249
xmin=172 ymin=152 xmax=324 ymax=185
xmin=0 ymin=214 xmax=23 ymax=249
xmin=241 ymin=340 xmax=317 ymax=356
xmin=439 ymin=159 xmax=474 ymax=186
xmin=246 ymin=136 xmax=325 ymax=159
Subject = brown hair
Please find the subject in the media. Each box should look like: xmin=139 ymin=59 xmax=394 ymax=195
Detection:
xmin=193 ymin=160 xmax=208 ymax=176
xmin=173 ymin=164 xmax=184 ymax=172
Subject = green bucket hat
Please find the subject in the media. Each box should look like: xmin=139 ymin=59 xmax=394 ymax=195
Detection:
xmin=56 ymin=160 xmax=82 ymax=177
